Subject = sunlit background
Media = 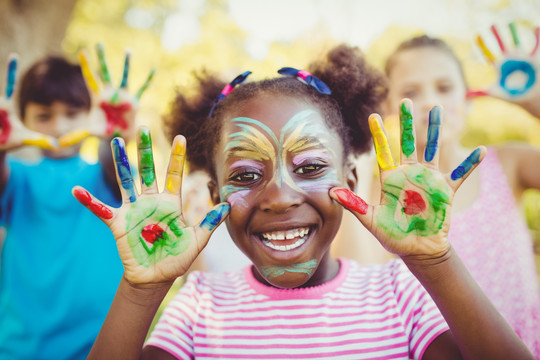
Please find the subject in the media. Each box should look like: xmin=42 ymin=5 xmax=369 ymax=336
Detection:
xmin=1 ymin=0 xmax=539 ymax=258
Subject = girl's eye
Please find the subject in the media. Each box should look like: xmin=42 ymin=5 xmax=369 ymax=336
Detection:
xmin=231 ymin=172 xmax=261 ymax=183
xmin=438 ymin=84 xmax=453 ymax=93
xmin=295 ymin=164 xmax=324 ymax=175
xmin=402 ymin=90 xmax=417 ymax=99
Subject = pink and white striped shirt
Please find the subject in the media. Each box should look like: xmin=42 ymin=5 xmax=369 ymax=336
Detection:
xmin=146 ymin=258 xmax=449 ymax=359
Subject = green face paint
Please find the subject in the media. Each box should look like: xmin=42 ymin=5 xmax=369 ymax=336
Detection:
xmin=126 ymin=197 xmax=190 ymax=267
xmin=260 ymin=259 xmax=318 ymax=280
xmin=138 ymin=130 xmax=155 ymax=187
xmin=376 ymin=165 xmax=449 ymax=239
xmin=400 ymin=102 xmax=415 ymax=158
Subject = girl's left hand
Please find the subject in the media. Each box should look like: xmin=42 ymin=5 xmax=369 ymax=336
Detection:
xmin=331 ymin=99 xmax=486 ymax=258
xmin=469 ymin=22 xmax=540 ymax=117
xmin=58 ymin=44 xmax=155 ymax=147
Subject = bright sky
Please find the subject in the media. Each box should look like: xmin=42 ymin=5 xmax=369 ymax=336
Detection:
xmin=157 ymin=0 xmax=540 ymax=58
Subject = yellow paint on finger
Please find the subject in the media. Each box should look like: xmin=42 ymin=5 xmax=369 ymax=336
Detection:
xmin=369 ymin=115 xmax=396 ymax=171
xmin=78 ymin=51 xmax=100 ymax=94
xmin=58 ymin=130 xmax=91 ymax=147
xmin=475 ymin=35 xmax=497 ymax=63
xmin=165 ymin=140 xmax=185 ymax=193
xmin=22 ymin=137 xmax=57 ymax=150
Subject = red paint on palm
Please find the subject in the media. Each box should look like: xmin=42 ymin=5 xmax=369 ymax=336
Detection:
xmin=99 ymin=101 xmax=132 ymax=136
xmin=0 ymin=109 xmax=12 ymax=144
xmin=403 ymin=190 xmax=426 ymax=215
xmin=74 ymin=188 xmax=113 ymax=219
xmin=333 ymin=188 xmax=368 ymax=215
xmin=141 ymin=224 xmax=165 ymax=244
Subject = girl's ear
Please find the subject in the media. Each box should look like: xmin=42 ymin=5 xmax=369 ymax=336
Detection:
xmin=345 ymin=164 xmax=358 ymax=192
xmin=207 ymin=179 xmax=221 ymax=205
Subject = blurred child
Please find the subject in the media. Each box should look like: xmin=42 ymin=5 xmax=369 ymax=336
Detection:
xmin=0 ymin=50 xmax=149 ymax=359
xmin=75 ymin=44 xmax=532 ymax=359
xmin=380 ymin=27 xmax=540 ymax=356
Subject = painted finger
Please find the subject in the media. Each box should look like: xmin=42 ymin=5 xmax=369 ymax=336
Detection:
xmin=78 ymin=50 xmax=100 ymax=95
xmin=194 ymin=203 xmax=230 ymax=247
xmin=164 ymin=135 xmax=186 ymax=196
xmin=120 ymin=50 xmax=131 ymax=89
xmin=448 ymin=146 xmax=486 ymax=191
xmin=5 ymin=55 xmax=17 ymax=99
xmin=72 ymin=186 xmax=115 ymax=224
xmin=137 ymin=127 xmax=158 ymax=194
xmin=135 ymin=68 xmax=156 ymax=100
xmin=423 ymin=106 xmax=442 ymax=167
xmin=490 ymin=24 xmax=507 ymax=54
xmin=369 ymin=114 xmax=396 ymax=171
xmin=532 ymin=26 xmax=540 ymax=56
xmin=58 ymin=129 xmax=91 ymax=147
xmin=509 ymin=22 xmax=520 ymax=48
xmin=330 ymin=188 xmax=371 ymax=225
xmin=399 ymin=99 xmax=417 ymax=164
xmin=111 ymin=137 xmax=137 ymax=203
xmin=96 ymin=43 xmax=112 ymax=84
xmin=476 ymin=34 xmax=497 ymax=63
xmin=18 ymin=128 xmax=58 ymax=150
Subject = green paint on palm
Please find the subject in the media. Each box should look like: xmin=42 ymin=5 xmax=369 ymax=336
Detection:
xmin=260 ymin=259 xmax=318 ymax=280
xmin=126 ymin=198 xmax=190 ymax=267
xmin=400 ymin=102 xmax=415 ymax=157
xmin=139 ymin=130 xmax=155 ymax=187
xmin=376 ymin=165 xmax=449 ymax=239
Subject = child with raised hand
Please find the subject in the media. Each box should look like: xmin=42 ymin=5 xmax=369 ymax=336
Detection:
xmin=382 ymin=23 xmax=540 ymax=357
xmin=76 ymin=44 xmax=533 ymax=359
xmin=0 ymin=48 xmax=153 ymax=359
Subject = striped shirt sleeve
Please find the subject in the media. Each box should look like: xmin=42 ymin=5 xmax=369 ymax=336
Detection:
xmin=389 ymin=260 xmax=450 ymax=359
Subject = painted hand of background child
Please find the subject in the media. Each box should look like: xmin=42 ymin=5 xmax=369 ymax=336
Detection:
xmin=58 ymin=44 xmax=155 ymax=147
xmin=72 ymin=127 xmax=229 ymax=284
xmin=330 ymin=99 xmax=486 ymax=258
xmin=0 ymin=55 xmax=57 ymax=151
xmin=469 ymin=22 xmax=540 ymax=118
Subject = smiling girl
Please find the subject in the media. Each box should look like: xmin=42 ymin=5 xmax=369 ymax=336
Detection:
xmin=75 ymin=44 xmax=533 ymax=359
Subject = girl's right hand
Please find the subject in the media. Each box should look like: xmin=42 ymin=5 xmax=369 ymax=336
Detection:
xmin=0 ymin=55 xmax=57 ymax=151
xmin=72 ymin=126 xmax=229 ymax=285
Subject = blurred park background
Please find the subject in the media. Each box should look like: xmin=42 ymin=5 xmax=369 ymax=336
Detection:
xmin=1 ymin=0 xmax=539 ymax=273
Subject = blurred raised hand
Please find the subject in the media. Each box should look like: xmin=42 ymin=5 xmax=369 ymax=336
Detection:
xmin=72 ymin=127 xmax=229 ymax=284
xmin=331 ymin=99 xmax=486 ymax=258
xmin=0 ymin=55 xmax=57 ymax=151
xmin=469 ymin=22 xmax=540 ymax=117
xmin=58 ymin=44 xmax=155 ymax=147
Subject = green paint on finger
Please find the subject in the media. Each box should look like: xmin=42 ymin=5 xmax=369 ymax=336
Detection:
xmin=400 ymin=102 xmax=415 ymax=157
xmin=376 ymin=165 xmax=450 ymax=239
xmin=139 ymin=130 xmax=155 ymax=187
xmin=126 ymin=198 xmax=190 ymax=267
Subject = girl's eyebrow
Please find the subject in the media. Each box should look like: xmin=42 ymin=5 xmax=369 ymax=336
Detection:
xmin=228 ymin=159 xmax=264 ymax=170
xmin=225 ymin=146 xmax=271 ymax=162
xmin=292 ymin=150 xmax=331 ymax=166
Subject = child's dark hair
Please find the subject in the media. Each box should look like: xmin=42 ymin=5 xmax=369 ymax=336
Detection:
xmin=385 ymin=35 xmax=467 ymax=87
xmin=163 ymin=44 xmax=388 ymax=180
xmin=18 ymin=56 xmax=91 ymax=119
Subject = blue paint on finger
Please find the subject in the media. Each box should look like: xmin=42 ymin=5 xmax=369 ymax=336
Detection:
xmin=424 ymin=106 xmax=441 ymax=162
xmin=200 ymin=203 xmax=230 ymax=231
xmin=112 ymin=138 xmax=137 ymax=202
xmin=451 ymin=148 xmax=481 ymax=181
xmin=6 ymin=57 xmax=17 ymax=99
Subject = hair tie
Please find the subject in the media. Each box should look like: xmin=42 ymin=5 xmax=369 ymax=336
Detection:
xmin=277 ymin=67 xmax=331 ymax=95
xmin=209 ymin=70 xmax=251 ymax=117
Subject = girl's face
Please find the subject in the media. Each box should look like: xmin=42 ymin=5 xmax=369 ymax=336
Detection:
xmin=213 ymin=94 xmax=350 ymax=289
xmin=385 ymin=47 xmax=468 ymax=148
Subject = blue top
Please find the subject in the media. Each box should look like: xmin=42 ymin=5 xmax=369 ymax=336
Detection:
xmin=0 ymin=155 xmax=123 ymax=360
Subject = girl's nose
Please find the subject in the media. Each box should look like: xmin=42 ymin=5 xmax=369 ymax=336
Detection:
xmin=257 ymin=181 xmax=302 ymax=213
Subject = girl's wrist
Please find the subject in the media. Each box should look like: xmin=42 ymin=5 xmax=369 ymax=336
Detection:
xmin=119 ymin=275 xmax=174 ymax=307
xmin=399 ymin=246 xmax=454 ymax=282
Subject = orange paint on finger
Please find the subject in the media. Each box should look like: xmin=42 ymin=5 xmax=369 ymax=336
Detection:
xmin=78 ymin=51 xmax=99 ymax=94
xmin=369 ymin=115 xmax=396 ymax=171
xmin=476 ymin=35 xmax=497 ymax=63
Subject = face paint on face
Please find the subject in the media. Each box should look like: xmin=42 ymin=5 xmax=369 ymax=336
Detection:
xmin=126 ymin=197 xmax=190 ymax=267
xmin=260 ymin=259 xmax=318 ymax=281
xmin=377 ymin=164 xmax=450 ymax=239
xmin=221 ymin=109 xmax=340 ymax=202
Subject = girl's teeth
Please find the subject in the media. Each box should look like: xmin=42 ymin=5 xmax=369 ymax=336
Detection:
xmin=261 ymin=227 xmax=310 ymax=241
xmin=262 ymin=238 xmax=306 ymax=251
